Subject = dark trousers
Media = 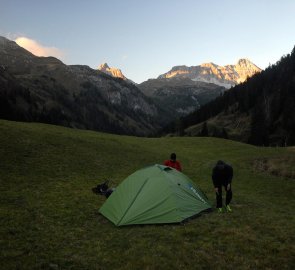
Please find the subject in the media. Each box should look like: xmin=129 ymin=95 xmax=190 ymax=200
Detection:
xmin=216 ymin=184 xmax=232 ymax=208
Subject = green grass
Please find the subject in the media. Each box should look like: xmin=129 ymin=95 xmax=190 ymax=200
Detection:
xmin=1 ymin=119 xmax=294 ymax=270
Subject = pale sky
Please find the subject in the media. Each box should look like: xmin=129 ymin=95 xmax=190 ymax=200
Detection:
xmin=1 ymin=0 xmax=295 ymax=83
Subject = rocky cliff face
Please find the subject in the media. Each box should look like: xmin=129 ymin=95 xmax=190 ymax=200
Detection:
xmin=98 ymin=63 xmax=127 ymax=80
xmin=158 ymin=59 xmax=261 ymax=88
xmin=70 ymin=65 xmax=156 ymax=116
xmin=138 ymin=77 xmax=225 ymax=116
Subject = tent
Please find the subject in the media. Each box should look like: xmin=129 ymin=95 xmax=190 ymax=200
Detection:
xmin=99 ymin=164 xmax=212 ymax=226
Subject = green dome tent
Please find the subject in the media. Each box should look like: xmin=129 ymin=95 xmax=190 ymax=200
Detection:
xmin=99 ymin=164 xmax=212 ymax=226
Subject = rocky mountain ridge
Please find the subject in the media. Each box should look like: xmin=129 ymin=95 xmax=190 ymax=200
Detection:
xmin=0 ymin=36 xmax=160 ymax=136
xmin=0 ymin=35 xmax=264 ymax=136
xmin=158 ymin=59 xmax=261 ymax=88
xmin=98 ymin=63 xmax=127 ymax=80
xmin=162 ymin=46 xmax=295 ymax=146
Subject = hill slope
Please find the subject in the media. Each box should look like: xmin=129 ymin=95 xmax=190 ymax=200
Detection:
xmin=1 ymin=120 xmax=294 ymax=269
xmin=163 ymin=46 xmax=295 ymax=146
xmin=138 ymin=77 xmax=225 ymax=116
xmin=0 ymin=36 xmax=160 ymax=136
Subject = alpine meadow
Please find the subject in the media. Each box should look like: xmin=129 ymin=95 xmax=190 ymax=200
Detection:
xmin=1 ymin=120 xmax=294 ymax=269
xmin=1 ymin=1 xmax=295 ymax=269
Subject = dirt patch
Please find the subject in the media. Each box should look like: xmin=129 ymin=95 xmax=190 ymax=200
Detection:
xmin=252 ymin=157 xmax=295 ymax=179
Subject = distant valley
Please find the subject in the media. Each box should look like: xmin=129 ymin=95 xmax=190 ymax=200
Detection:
xmin=1 ymin=36 xmax=264 ymax=137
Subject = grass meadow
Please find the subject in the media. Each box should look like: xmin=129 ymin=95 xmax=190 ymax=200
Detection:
xmin=0 ymin=120 xmax=294 ymax=269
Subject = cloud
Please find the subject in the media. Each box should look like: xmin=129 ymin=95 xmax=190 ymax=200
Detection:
xmin=15 ymin=37 xmax=64 ymax=59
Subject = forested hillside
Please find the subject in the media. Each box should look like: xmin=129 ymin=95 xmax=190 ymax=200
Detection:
xmin=163 ymin=46 xmax=295 ymax=146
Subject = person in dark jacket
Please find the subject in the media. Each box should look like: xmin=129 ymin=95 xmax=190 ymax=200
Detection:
xmin=164 ymin=153 xmax=182 ymax=172
xmin=212 ymin=160 xmax=233 ymax=212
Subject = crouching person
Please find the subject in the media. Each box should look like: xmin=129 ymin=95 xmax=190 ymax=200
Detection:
xmin=212 ymin=160 xmax=233 ymax=212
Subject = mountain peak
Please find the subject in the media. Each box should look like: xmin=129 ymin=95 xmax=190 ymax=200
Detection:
xmin=97 ymin=63 xmax=127 ymax=80
xmin=236 ymin=58 xmax=256 ymax=67
xmin=234 ymin=58 xmax=261 ymax=83
xmin=237 ymin=58 xmax=250 ymax=63
xmin=98 ymin=63 xmax=110 ymax=70
xmin=158 ymin=59 xmax=262 ymax=88
xmin=200 ymin=62 xmax=218 ymax=68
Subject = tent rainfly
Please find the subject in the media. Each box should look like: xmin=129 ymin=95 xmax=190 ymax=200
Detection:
xmin=99 ymin=164 xmax=212 ymax=226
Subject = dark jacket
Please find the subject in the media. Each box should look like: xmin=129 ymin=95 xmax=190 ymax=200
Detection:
xmin=212 ymin=163 xmax=233 ymax=187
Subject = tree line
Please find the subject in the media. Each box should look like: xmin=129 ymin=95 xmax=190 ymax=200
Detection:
xmin=162 ymin=46 xmax=295 ymax=146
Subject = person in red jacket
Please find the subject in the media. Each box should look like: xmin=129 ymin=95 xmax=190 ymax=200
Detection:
xmin=164 ymin=153 xmax=182 ymax=171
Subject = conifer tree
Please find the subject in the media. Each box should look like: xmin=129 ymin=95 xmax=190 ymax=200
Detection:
xmin=249 ymin=106 xmax=269 ymax=146
xmin=200 ymin=121 xmax=209 ymax=137
xmin=221 ymin=128 xmax=228 ymax=139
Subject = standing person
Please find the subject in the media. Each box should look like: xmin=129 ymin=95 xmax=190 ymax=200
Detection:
xmin=212 ymin=160 xmax=233 ymax=212
xmin=164 ymin=153 xmax=182 ymax=172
